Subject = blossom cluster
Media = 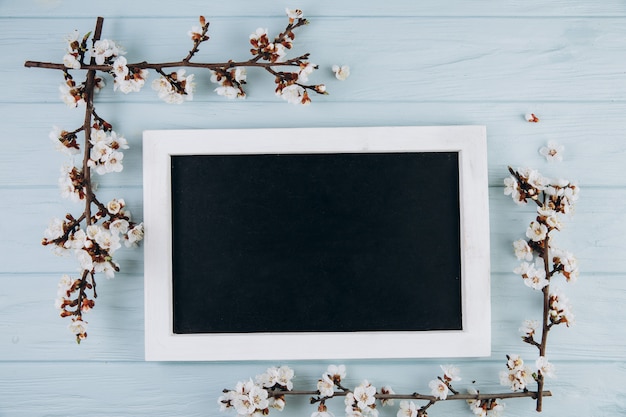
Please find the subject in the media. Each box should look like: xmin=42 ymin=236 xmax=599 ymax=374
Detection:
xmin=87 ymin=126 xmax=128 ymax=175
xmin=152 ymin=69 xmax=195 ymax=104
xmin=112 ymin=56 xmax=149 ymax=94
xmin=345 ymin=380 xmax=379 ymax=417
xmin=499 ymin=354 xmax=555 ymax=392
xmin=499 ymin=354 xmax=534 ymax=391
xmin=58 ymin=10 xmax=328 ymax=107
xmin=549 ymin=288 xmax=575 ymax=326
xmin=317 ymin=364 xmax=347 ymax=397
xmin=506 ymin=167 xmax=579 ymax=290
xmin=59 ymin=71 xmax=104 ymax=108
xmin=219 ymin=366 xmax=295 ymax=416
xmin=466 ymin=388 xmax=505 ymax=417
xmin=427 ymin=365 xmax=461 ymax=401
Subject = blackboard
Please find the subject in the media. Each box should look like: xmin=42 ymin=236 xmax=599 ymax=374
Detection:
xmin=143 ymin=126 xmax=490 ymax=361
xmin=170 ymin=152 xmax=462 ymax=334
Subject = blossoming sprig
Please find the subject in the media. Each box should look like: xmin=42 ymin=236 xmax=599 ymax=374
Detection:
xmin=27 ymin=10 xmax=329 ymax=106
xmin=315 ymin=364 xmax=349 ymax=399
xmin=504 ymin=166 xmax=579 ymax=411
xmin=222 ymin=364 xmax=551 ymax=417
xmin=185 ymin=15 xmax=210 ymax=62
xmin=219 ymin=366 xmax=295 ymax=416
xmin=466 ymin=388 xmax=505 ymax=417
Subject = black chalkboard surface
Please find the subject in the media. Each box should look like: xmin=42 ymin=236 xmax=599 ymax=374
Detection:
xmin=170 ymin=152 xmax=462 ymax=334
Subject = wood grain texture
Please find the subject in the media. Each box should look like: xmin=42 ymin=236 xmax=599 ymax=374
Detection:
xmin=8 ymin=16 xmax=626 ymax=103
xmin=0 ymin=361 xmax=623 ymax=417
xmin=4 ymin=0 xmax=626 ymax=17
xmin=1 ymin=1 xmax=624 ymax=416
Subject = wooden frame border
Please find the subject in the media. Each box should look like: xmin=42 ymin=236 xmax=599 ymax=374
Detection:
xmin=143 ymin=126 xmax=490 ymax=361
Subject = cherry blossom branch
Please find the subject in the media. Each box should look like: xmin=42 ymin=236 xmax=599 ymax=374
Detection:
xmin=273 ymin=389 xmax=552 ymax=402
xmin=28 ymin=9 xmax=329 ymax=342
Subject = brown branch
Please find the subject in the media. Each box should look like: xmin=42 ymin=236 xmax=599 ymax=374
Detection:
xmin=81 ymin=16 xmax=104 ymax=226
xmin=536 ymin=232 xmax=552 ymax=412
xmin=269 ymin=389 xmax=552 ymax=402
xmin=25 ymin=56 xmax=311 ymax=72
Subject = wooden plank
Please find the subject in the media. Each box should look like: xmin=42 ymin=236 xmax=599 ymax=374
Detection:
xmin=2 ymin=102 xmax=626 ymax=188
xmin=3 ymin=1 xmax=626 ymax=17
xmin=0 ymin=360 xmax=623 ymax=416
xmin=0 ymin=186 xmax=620 ymax=273
xmin=9 ymin=17 xmax=626 ymax=102
xmin=0 ymin=263 xmax=619 ymax=362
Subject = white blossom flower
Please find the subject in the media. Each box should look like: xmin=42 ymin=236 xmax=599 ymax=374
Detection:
xmin=535 ymin=356 xmax=556 ymax=379
xmin=513 ymin=239 xmax=533 ymax=261
xmin=428 ymin=378 xmax=449 ymax=400
xmin=59 ymin=82 xmax=85 ymax=107
xmin=125 ymin=223 xmax=144 ymax=247
xmin=298 ymin=63 xmax=316 ymax=82
xmin=525 ymin=113 xmax=540 ymax=123
xmin=353 ymin=380 xmax=376 ymax=409
xmin=379 ymin=386 xmax=395 ymax=406
xmin=101 ymin=150 xmax=124 ymax=174
xmin=57 ymin=274 xmax=74 ymax=298
xmin=549 ymin=287 xmax=575 ymax=326
xmin=500 ymin=355 xmax=533 ymax=391
xmin=75 ymin=249 xmax=94 ymax=271
xmin=503 ymin=176 xmax=524 ymax=205
xmin=526 ymin=221 xmax=548 ymax=242
xmin=152 ymin=70 xmax=195 ymax=104
xmin=91 ymin=38 xmax=122 ymax=65
xmin=269 ymin=396 xmax=286 ymax=411
xmin=107 ymin=198 xmax=125 ymax=215
xmin=44 ymin=217 xmax=65 ymax=241
xmin=95 ymin=229 xmax=121 ymax=254
xmin=217 ymin=390 xmax=235 ymax=411
xmin=332 ymin=64 xmax=350 ymax=80
xmin=520 ymin=168 xmax=549 ymax=191
xmin=257 ymin=367 xmax=279 ymax=388
xmin=326 ymin=364 xmax=347 ymax=381
xmin=317 ymin=373 xmax=335 ymax=397
xmin=514 ymin=260 xmax=548 ymax=290
xmin=250 ymin=27 xmax=268 ymax=43
xmin=397 ymin=401 xmax=418 ymax=417
xmin=506 ymin=354 xmax=524 ymax=371
xmin=286 ymin=8 xmax=303 ymax=21
xmin=233 ymin=67 xmax=247 ymax=83
xmin=276 ymin=365 xmax=295 ymax=390
xmin=537 ymin=207 xmax=562 ymax=230
xmin=67 ymin=229 xmax=87 ymax=250
xmin=539 ymin=141 xmax=564 ymax=162
xmin=215 ymin=86 xmax=241 ymax=99
xmin=552 ymin=248 xmax=579 ymax=282
xmin=248 ymin=384 xmax=270 ymax=411
xmin=112 ymin=56 xmax=129 ymax=78
xmin=68 ymin=319 xmax=88 ymax=338
xmin=188 ymin=26 xmax=204 ymax=41
xmin=109 ymin=131 xmax=129 ymax=150
xmin=63 ymin=53 xmax=81 ymax=69
xmin=519 ymin=319 xmax=539 ymax=338
xmin=49 ymin=126 xmax=80 ymax=155
xmin=278 ymin=84 xmax=308 ymax=105
xmin=440 ymin=364 xmax=461 ymax=382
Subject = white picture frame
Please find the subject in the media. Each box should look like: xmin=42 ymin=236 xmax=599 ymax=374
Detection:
xmin=143 ymin=126 xmax=490 ymax=361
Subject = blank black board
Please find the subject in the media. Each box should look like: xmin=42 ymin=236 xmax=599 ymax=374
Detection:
xmin=170 ymin=152 xmax=462 ymax=334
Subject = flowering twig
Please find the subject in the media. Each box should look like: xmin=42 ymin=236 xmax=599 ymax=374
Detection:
xmin=505 ymin=166 xmax=578 ymax=411
xmin=220 ymin=365 xmax=551 ymax=417
xmin=28 ymin=9 xmax=327 ymax=342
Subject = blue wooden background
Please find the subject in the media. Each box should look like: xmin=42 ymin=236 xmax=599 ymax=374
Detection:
xmin=1 ymin=1 xmax=625 ymax=416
